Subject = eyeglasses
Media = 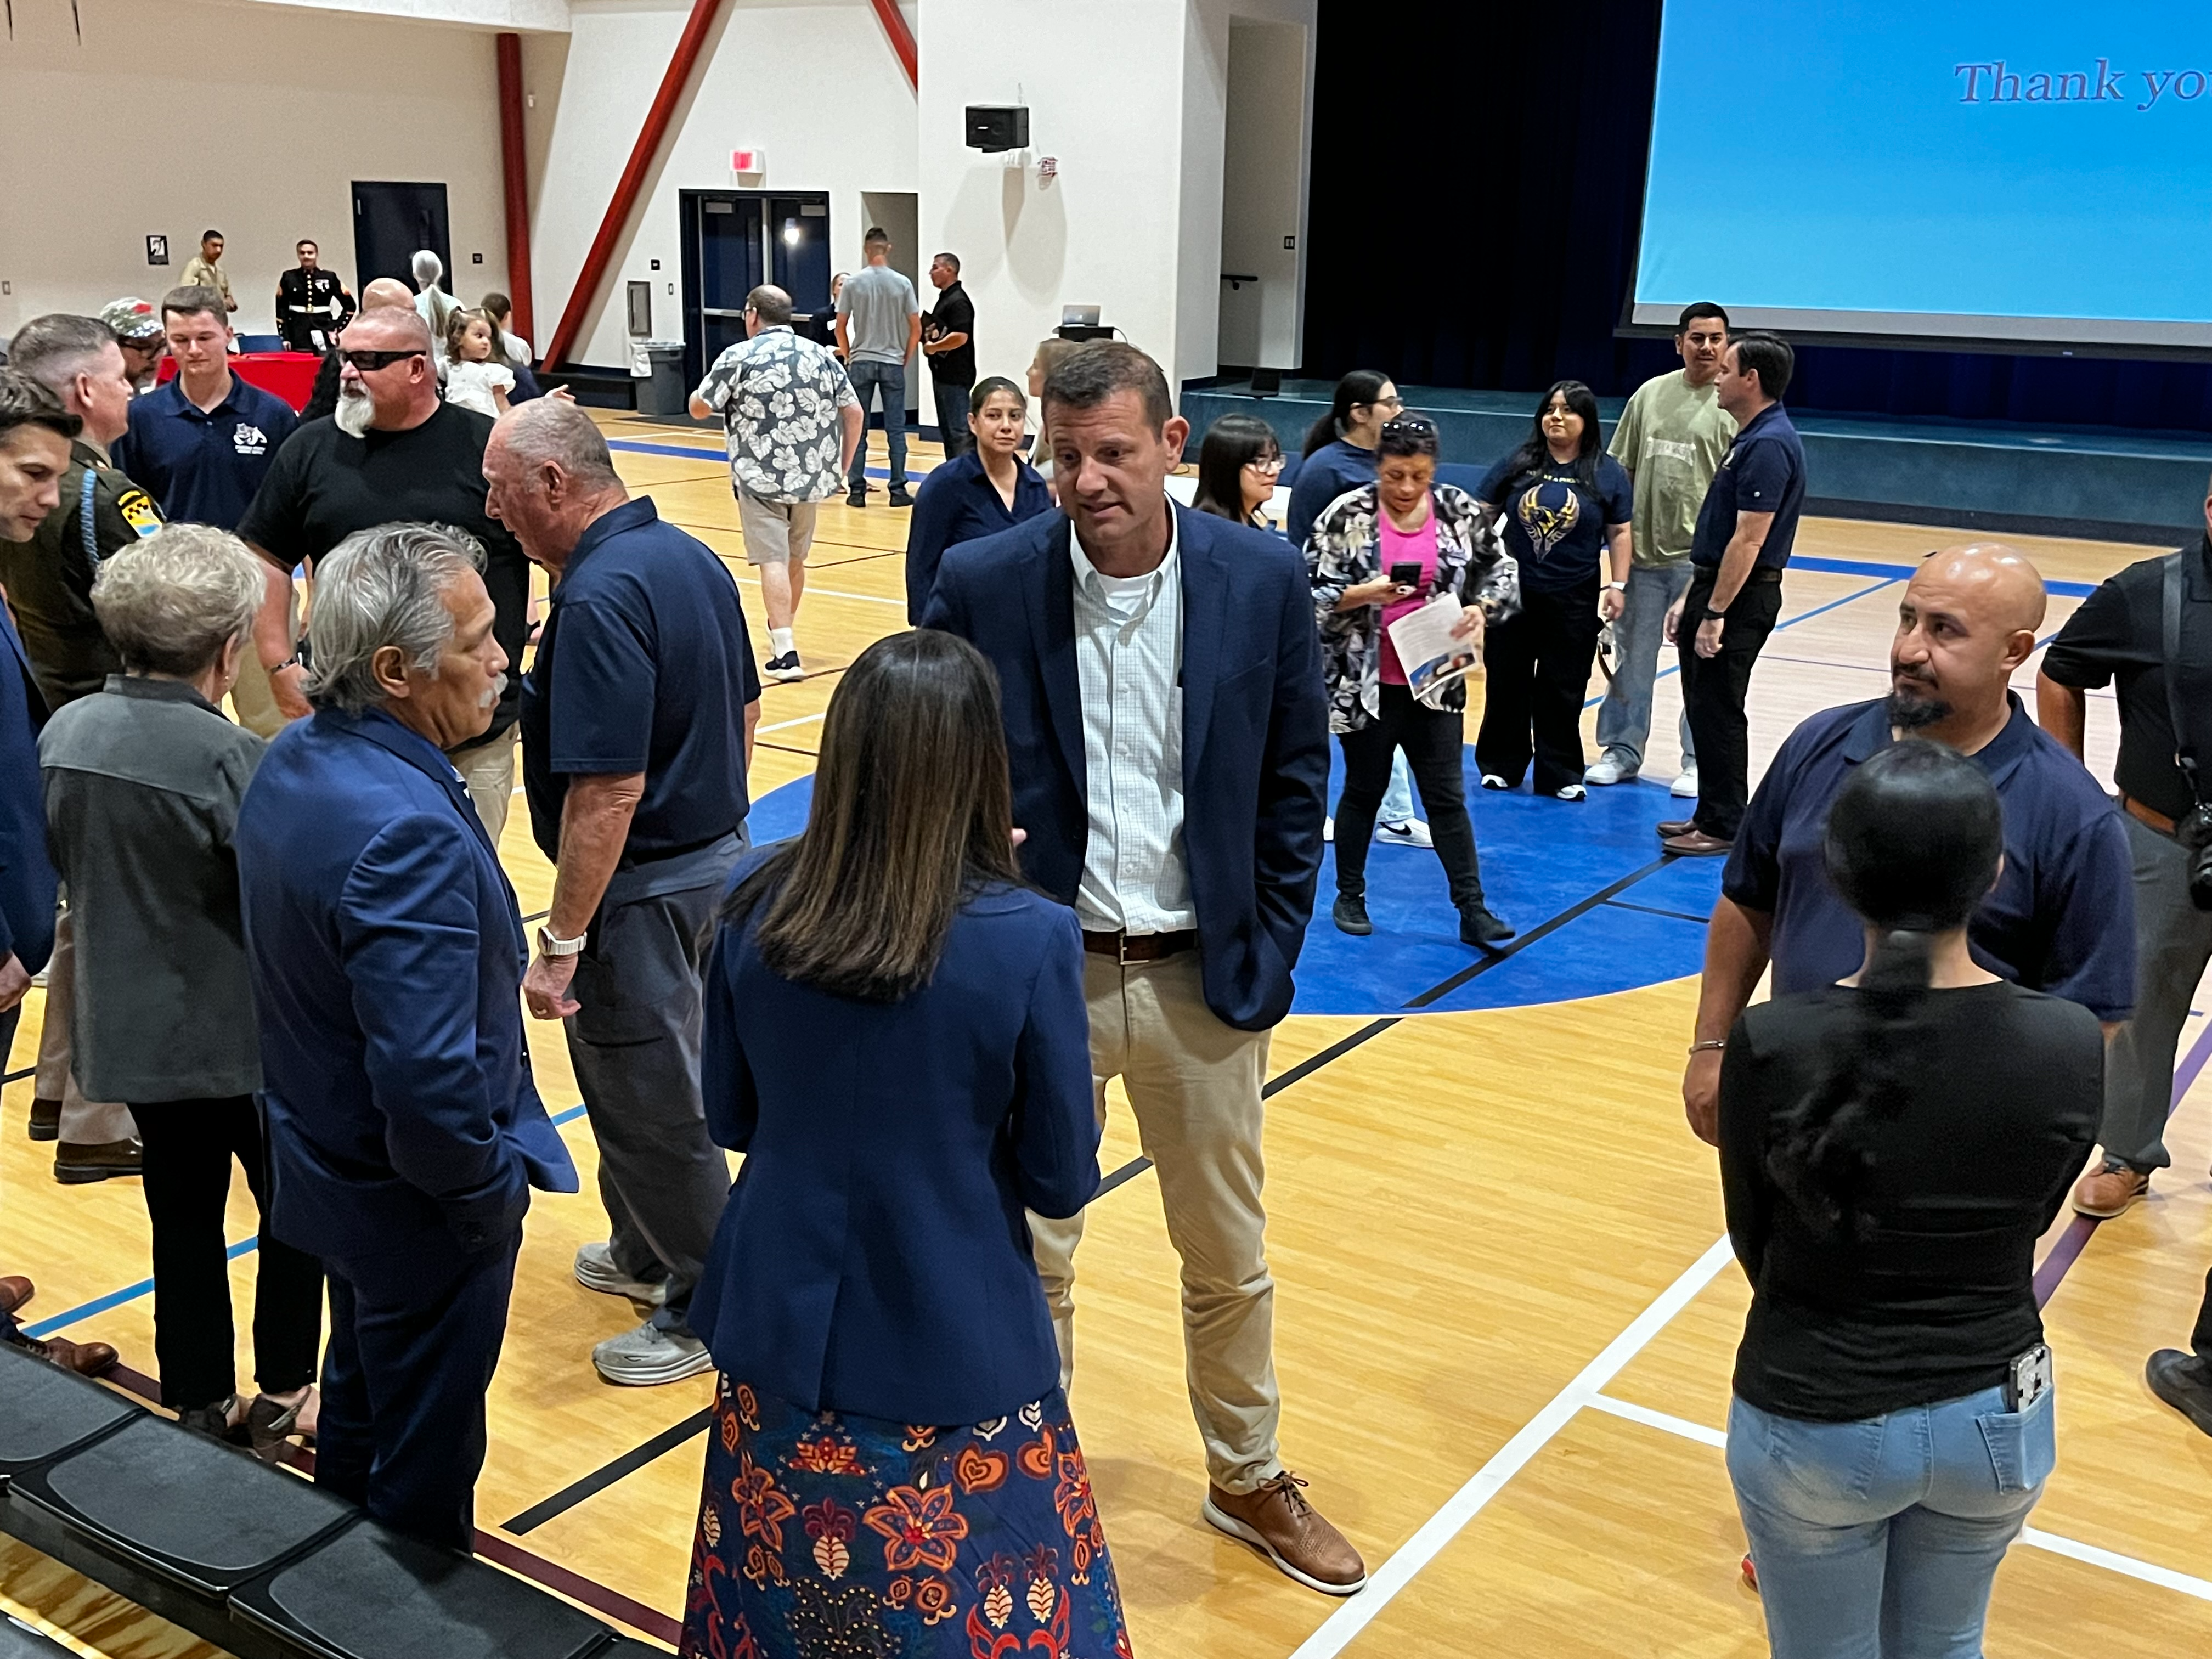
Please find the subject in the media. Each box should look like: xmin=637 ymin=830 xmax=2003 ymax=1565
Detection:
xmin=340 ymin=349 xmax=424 ymax=372
xmin=1362 ymin=394 xmax=1406 ymax=415
xmin=1243 ymin=454 xmax=1284 ymax=473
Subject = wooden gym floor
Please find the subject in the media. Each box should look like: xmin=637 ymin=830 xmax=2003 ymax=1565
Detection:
xmin=4 ymin=414 xmax=2210 ymax=1657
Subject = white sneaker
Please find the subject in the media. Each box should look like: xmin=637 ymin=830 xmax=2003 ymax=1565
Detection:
xmin=1480 ymin=774 xmax=1510 ymax=791
xmin=1551 ymin=784 xmax=1587 ymax=802
xmin=1584 ymin=757 xmax=1637 ymax=786
xmin=592 ymin=1319 xmax=712 ymax=1386
xmin=573 ymin=1242 xmax=668 ymax=1307
xmin=1374 ymin=817 xmax=1434 ymax=849
xmin=1672 ymin=767 xmax=1700 ymax=799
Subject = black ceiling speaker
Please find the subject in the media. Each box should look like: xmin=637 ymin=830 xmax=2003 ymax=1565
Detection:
xmin=966 ymin=106 xmax=1031 ymax=153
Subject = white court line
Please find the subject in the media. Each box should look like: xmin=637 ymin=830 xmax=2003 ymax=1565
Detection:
xmin=1585 ymin=1392 xmax=2212 ymax=1605
xmin=1286 ymin=1235 xmax=1737 ymax=1659
xmin=729 ymin=571 xmax=905 ymax=608
xmin=758 ymin=712 xmax=826 ymax=733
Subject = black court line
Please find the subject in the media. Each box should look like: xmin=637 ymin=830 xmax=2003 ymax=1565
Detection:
xmin=3 ymin=1066 xmax=30 ymax=1085
xmin=523 ymin=909 xmax=550 ymax=924
xmin=502 ymin=1407 xmax=715 ymax=1534
xmin=496 ymin=851 xmax=1684 ymax=1534
xmin=755 ymin=740 xmax=822 ymax=759
xmin=1604 ymin=897 xmax=1712 ymax=927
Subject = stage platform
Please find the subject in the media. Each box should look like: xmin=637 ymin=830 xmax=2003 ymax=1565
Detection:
xmin=1183 ymin=377 xmax=2212 ymax=545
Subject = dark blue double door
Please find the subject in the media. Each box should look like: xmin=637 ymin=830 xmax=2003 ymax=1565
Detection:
xmin=679 ymin=191 xmax=832 ymax=396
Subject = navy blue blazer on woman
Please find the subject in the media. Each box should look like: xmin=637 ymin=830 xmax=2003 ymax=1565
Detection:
xmin=0 ymin=610 xmax=57 ymax=974
xmin=689 ymin=866 xmax=1099 ymax=1425
xmin=236 ymin=707 xmax=578 ymax=1262
xmin=922 ymin=500 xmax=1330 ymax=1031
xmin=903 ymin=449 xmax=1054 ymax=623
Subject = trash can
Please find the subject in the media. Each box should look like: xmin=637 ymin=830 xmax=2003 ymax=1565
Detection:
xmin=631 ymin=342 xmax=687 ymax=417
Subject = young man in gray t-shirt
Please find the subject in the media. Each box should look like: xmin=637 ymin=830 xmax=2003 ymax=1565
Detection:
xmin=834 ymin=229 xmax=922 ymax=506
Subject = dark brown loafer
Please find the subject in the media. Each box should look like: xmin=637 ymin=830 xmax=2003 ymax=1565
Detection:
xmin=2073 ymin=1163 xmax=2151 ymax=1218
xmin=28 ymin=1098 xmax=60 ymax=1142
xmin=54 ymin=1138 xmax=143 ymax=1184
xmin=16 ymin=1332 xmax=119 ymax=1376
xmin=1204 ymin=1471 xmax=1367 ymax=1595
xmin=1661 ymin=829 xmax=1735 ymax=857
xmin=0 ymin=1275 xmax=32 ymax=1318
xmin=1656 ymin=818 xmax=1697 ymax=839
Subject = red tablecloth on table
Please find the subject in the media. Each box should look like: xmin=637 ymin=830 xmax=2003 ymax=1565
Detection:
xmin=155 ymin=351 xmax=323 ymax=411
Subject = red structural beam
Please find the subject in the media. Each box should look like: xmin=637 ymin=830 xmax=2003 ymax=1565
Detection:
xmin=495 ymin=33 xmax=534 ymax=347
xmin=542 ymin=0 xmax=728 ymax=370
xmin=869 ymin=0 xmax=917 ymax=90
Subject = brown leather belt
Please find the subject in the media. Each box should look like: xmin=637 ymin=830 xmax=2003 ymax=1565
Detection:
xmin=2121 ymin=793 xmax=2179 ymax=836
xmin=1082 ymin=929 xmax=1197 ymax=964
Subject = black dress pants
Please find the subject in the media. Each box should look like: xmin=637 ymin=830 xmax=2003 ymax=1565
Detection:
xmin=1475 ymin=581 xmax=1603 ymax=794
xmin=126 ymin=1097 xmax=324 ymax=1412
xmin=1677 ymin=566 xmax=1785 ymax=841
xmin=1335 ymin=685 xmax=1486 ymax=911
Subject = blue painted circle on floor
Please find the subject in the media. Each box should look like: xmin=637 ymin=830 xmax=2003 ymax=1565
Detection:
xmin=746 ymin=750 xmax=1723 ymax=1017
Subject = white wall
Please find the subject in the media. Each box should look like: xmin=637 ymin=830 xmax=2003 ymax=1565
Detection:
xmin=524 ymin=0 xmax=918 ymax=368
xmin=0 ymin=0 xmax=512 ymax=340
xmin=240 ymin=0 xmax=570 ymax=30
xmin=1217 ymin=16 xmax=1310 ymax=368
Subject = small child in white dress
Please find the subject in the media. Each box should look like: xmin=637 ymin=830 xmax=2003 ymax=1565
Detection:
xmin=442 ymin=309 xmax=515 ymax=419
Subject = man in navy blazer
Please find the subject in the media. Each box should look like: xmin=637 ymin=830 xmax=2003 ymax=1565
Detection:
xmin=238 ymin=521 xmax=578 ymax=1550
xmin=922 ymin=343 xmax=1365 ymax=1595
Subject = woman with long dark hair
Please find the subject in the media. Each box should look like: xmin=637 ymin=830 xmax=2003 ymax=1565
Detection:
xmin=1286 ymin=369 xmax=1403 ymax=548
xmin=1192 ymin=413 xmax=1283 ymax=528
xmin=1308 ymin=415 xmax=1519 ymax=947
xmin=680 ymin=630 xmax=1127 ymax=1657
xmin=1718 ymin=740 xmax=2101 ymax=1657
xmin=902 ymin=376 xmax=1053 ymax=621
xmin=1472 ymin=380 xmax=1634 ymax=798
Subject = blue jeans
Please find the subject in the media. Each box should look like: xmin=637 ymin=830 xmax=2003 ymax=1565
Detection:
xmin=846 ymin=358 xmax=908 ymax=492
xmin=1728 ymin=1385 xmax=2053 ymax=1659
xmin=1594 ymin=561 xmax=1696 ymax=775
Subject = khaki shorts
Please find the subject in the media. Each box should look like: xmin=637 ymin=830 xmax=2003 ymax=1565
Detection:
xmin=737 ymin=494 xmax=820 ymax=566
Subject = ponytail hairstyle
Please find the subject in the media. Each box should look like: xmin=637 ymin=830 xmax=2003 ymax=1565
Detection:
xmin=1766 ymin=739 xmax=2002 ymax=1238
xmin=1302 ymin=369 xmax=1391 ymax=459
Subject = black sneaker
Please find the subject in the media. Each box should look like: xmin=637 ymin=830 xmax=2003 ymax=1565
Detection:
xmin=888 ymin=488 xmax=914 ymax=509
xmin=845 ymin=487 xmax=867 ymax=508
xmin=2147 ymin=1350 xmax=2212 ymax=1438
xmin=1331 ymin=895 xmax=1372 ymax=936
xmin=1459 ymin=904 xmax=1515 ymax=950
xmin=764 ymin=651 xmax=804 ymax=682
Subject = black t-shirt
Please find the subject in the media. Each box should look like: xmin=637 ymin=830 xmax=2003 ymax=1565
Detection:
xmin=1718 ymin=980 xmax=2101 ymax=1423
xmin=2040 ymin=540 xmax=2209 ymax=824
xmin=1475 ymin=452 xmax=1633 ymax=594
xmin=926 ymin=281 xmax=976 ymax=387
xmin=238 ymin=403 xmax=529 ymax=735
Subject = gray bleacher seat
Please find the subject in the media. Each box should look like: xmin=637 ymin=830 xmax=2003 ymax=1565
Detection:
xmin=0 ymin=1342 xmax=140 ymax=1491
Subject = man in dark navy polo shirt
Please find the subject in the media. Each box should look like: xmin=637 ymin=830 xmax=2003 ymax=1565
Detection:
xmin=112 ymin=286 xmax=296 ymax=529
xmin=1661 ymin=332 xmax=1807 ymax=854
xmin=485 ymin=399 xmax=760 ymax=1389
xmin=1679 ymin=545 xmax=2135 ymax=1146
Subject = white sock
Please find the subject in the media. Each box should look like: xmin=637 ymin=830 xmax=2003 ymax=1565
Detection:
xmin=770 ymin=628 xmax=795 ymax=656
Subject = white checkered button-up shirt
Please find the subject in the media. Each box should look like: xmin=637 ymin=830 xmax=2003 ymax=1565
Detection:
xmin=1070 ymin=511 xmax=1194 ymax=935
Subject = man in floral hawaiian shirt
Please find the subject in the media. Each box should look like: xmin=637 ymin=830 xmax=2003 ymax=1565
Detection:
xmin=691 ymin=286 xmax=863 ymax=682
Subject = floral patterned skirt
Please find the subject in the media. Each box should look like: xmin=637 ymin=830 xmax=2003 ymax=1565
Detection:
xmin=680 ymin=1375 xmax=1133 ymax=1659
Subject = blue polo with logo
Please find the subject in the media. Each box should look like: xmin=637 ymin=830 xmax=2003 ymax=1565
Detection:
xmin=1689 ymin=402 xmax=1805 ymax=572
xmin=112 ymin=374 xmax=299 ymax=531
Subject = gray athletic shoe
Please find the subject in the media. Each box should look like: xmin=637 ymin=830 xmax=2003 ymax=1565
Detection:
xmin=592 ymin=1320 xmax=712 ymax=1386
xmin=573 ymin=1242 xmax=668 ymax=1307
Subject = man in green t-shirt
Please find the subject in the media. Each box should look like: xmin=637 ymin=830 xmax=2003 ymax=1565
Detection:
xmin=1588 ymin=302 xmax=1737 ymax=794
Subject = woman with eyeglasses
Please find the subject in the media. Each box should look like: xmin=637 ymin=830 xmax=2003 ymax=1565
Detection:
xmin=1192 ymin=413 xmax=1284 ymax=529
xmin=903 ymin=376 xmax=1053 ymax=622
xmin=1308 ymin=415 xmax=1519 ymax=947
xmin=1472 ymin=381 xmax=1634 ymax=801
xmin=1286 ymin=370 xmax=1404 ymax=549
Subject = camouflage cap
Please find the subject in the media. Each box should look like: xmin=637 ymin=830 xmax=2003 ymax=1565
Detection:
xmin=100 ymin=298 xmax=164 ymax=344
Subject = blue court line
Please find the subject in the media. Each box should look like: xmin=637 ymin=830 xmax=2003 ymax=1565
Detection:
xmin=606 ymin=436 xmax=922 ymax=487
xmin=1583 ymin=574 xmax=1905 ymax=710
xmin=551 ymin=1103 xmax=587 ymax=1126
xmin=22 ymin=1237 xmax=260 ymax=1341
xmin=1795 ymin=554 xmax=2099 ymax=599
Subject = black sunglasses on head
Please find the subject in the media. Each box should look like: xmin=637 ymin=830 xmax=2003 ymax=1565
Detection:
xmin=340 ymin=349 xmax=424 ymax=371
xmin=1380 ymin=415 xmax=1437 ymax=440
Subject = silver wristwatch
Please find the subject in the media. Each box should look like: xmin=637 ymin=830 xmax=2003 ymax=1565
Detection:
xmin=537 ymin=925 xmax=587 ymax=958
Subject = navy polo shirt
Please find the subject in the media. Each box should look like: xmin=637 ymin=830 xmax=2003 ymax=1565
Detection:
xmin=112 ymin=375 xmax=298 ymax=531
xmin=520 ymin=497 xmax=763 ymax=865
xmin=1722 ymin=695 xmax=2136 ymax=1020
xmin=1690 ymin=403 xmax=1805 ymax=572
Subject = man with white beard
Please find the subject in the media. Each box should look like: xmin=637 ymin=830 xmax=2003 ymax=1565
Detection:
xmin=237 ymin=307 xmax=533 ymax=842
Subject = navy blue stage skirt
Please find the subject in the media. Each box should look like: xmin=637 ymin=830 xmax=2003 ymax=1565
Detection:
xmin=680 ymin=1375 xmax=1133 ymax=1658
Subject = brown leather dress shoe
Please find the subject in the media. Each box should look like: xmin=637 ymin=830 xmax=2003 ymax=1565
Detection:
xmin=54 ymin=1138 xmax=142 ymax=1184
xmin=1656 ymin=818 xmax=1697 ymax=839
xmin=1204 ymin=1471 xmax=1367 ymax=1595
xmin=17 ymin=1332 xmax=119 ymax=1376
xmin=1661 ymin=829 xmax=1735 ymax=857
xmin=2072 ymin=1162 xmax=2150 ymax=1218
xmin=0 ymin=1275 xmax=32 ymax=1318
xmin=27 ymin=1098 xmax=60 ymax=1142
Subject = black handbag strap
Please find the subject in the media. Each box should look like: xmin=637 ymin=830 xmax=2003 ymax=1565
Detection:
xmin=2163 ymin=550 xmax=2204 ymax=805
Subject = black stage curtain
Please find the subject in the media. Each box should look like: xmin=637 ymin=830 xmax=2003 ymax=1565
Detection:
xmin=1300 ymin=0 xmax=2212 ymax=432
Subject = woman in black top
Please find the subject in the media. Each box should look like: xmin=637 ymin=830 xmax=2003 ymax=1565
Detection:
xmin=1472 ymin=381 xmax=1633 ymax=799
xmin=1718 ymin=740 xmax=2101 ymax=1658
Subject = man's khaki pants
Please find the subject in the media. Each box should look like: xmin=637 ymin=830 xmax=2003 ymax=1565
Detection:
xmin=227 ymin=652 xmax=286 ymax=741
xmin=37 ymin=908 xmax=133 ymax=1146
xmin=1030 ymin=947 xmax=1283 ymax=1495
xmin=449 ymin=727 xmax=515 ymax=849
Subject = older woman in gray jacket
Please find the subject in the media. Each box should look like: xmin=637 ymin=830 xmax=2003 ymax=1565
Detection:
xmin=40 ymin=525 xmax=322 ymax=1453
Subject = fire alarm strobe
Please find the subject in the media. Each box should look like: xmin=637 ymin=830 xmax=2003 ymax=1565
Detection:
xmin=731 ymin=149 xmax=766 ymax=174
xmin=965 ymin=106 xmax=1030 ymax=153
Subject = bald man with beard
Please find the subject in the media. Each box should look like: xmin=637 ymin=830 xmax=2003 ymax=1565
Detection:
xmin=1679 ymin=544 xmax=2136 ymax=1146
